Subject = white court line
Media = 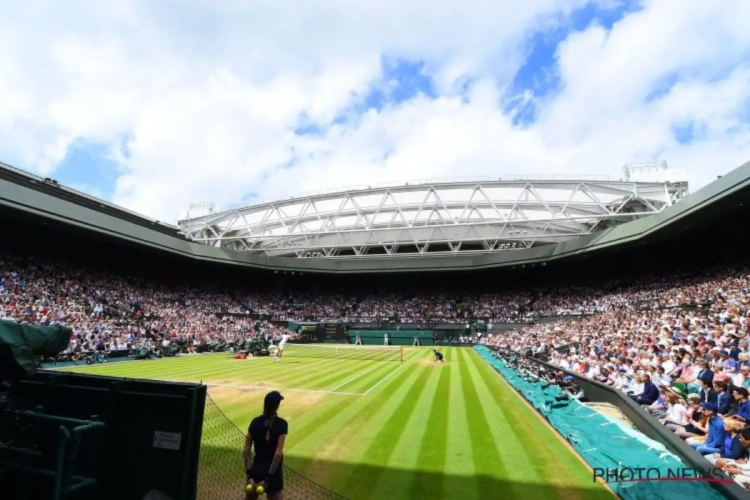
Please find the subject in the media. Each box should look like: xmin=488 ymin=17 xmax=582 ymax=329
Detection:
xmin=361 ymin=361 xmax=410 ymax=396
xmin=206 ymin=382 xmax=363 ymax=396
xmin=328 ymin=361 xmax=387 ymax=392
xmin=45 ymin=352 xmax=229 ymax=371
xmin=274 ymin=356 xmax=367 ymax=375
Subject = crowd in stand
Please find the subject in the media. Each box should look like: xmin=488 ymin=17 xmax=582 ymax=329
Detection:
xmin=482 ymin=262 xmax=750 ymax=487
xmin=4 ymin=228 xmax=750 ymax=485
xmin=0 ymin=246 xmax=538 ymax=360
xmin=2 ymin=247 xmax=747 ymax=359
xmin=0 ymin=250 xmax=299 ymax=359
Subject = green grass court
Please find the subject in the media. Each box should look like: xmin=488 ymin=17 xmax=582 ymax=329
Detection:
xmin=58 ymin=346 xmax=612 ymax=500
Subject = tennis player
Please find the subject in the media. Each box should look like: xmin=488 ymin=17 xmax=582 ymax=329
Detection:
xmin=433 ymin=349 xmax=445 ymax=363
xmin=274 ymin=334 xmax=290 ymax=362
xmin=244 ymin=391 xmax=288 ymax=500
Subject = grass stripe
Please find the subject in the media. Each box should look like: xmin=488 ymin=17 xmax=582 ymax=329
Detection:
xmin=408 ymin=358 xmax=452 ymax=498
xmin=64 ymin=347 xmax=612 ymax=499
xmin=340 ymin=363 xmax=435 ymax=496
xmin=278 ymin=360 xmax=364 ymax=389
xmin=68 ymin=356 xmax=248 ymax=381
xmin=463 ymin=350 xmax=540 ymax=494
xmin=457 ymin=349 xmax=509 ymax=496
xmin=361 ymin=360 xmax=412 ymax=395
xmin=468 ymin=350 xmax=611 ymax=500
xmin=345 ymin=362 xmax=406 ymax=394
xmin=288 ymin=362 xmax=421 ymax=453
xmin=293 ymin=363 xmax=427 ymax=489
xmin=443 ymin=351 xmax=478 ymax=498
xmin=328 ymin=361 xmax=389 ymax=391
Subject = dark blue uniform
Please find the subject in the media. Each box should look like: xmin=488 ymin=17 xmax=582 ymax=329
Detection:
xmin=435 ymin=351 xmax=444 ymax=361
xmin=247 ymin=414 xmax=288 ymax=494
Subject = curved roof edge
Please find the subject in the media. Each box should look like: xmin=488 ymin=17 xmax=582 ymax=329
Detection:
xmin=1 ymin=160 xmax=748 ymax=274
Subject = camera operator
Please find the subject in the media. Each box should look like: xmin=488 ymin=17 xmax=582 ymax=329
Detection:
xmin=552 ymin=375 xmax=588 ymax=402
xmin=541 ymin=370 xmax=563 ymax=389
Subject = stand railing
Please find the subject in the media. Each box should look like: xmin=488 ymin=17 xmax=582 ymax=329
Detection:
xmin=0 ymin=408 xmax=105 ymax=499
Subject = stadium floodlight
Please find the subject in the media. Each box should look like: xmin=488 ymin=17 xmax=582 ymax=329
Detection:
xmin=186 ymin=201 xmax=216 ymax=221
xmin=178 ymin=174 xmax=688 ymax=260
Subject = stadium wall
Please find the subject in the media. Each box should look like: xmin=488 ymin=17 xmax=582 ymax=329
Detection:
xmin=347 ymin=330 xmax=434 ymax=345
xmin=13 ymin=371 xmax=206 ymax=500
xmin=1 ymin=159 xmax=749 ymax=273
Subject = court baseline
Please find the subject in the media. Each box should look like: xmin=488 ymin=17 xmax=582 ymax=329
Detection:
xmin=206 ymin=382 xmax=363 ymax=396
xmin=360 ymin=360 xmax=411 ymax=396
xmin=328 ymin=361 xmax=389 ymax=392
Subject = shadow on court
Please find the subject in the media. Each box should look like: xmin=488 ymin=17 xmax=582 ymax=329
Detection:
xmin=198 ymin=443 xmax=612 ymax=500
xmin=199 ymin=391 xmax=611 ymax=500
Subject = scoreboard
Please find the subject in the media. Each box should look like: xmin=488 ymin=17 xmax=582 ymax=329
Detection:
xmin=318 ymin=323 xmax=346 ymax=341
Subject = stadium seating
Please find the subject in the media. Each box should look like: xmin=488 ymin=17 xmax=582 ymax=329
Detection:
xmin=2 ymin=201 xmax=750 ymax=491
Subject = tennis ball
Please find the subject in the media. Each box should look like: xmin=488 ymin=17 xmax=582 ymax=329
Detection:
xmin=256 ymin=485 xmax=265 ymax=494
xmin=245 ymin=483 xmax=253 ymax=492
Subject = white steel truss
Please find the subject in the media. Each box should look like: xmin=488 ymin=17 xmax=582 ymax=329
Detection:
xmin=178 ymin=178 xmax=689 ymax=259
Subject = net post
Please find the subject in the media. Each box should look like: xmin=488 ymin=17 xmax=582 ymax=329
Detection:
xmin=400 ymin=346 xmax=403 ymax=362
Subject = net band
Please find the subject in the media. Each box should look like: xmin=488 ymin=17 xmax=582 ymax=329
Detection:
xmin=279 ymin=344 xmax=403 ymax=362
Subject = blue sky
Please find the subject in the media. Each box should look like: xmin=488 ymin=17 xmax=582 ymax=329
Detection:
xmin=1 ymin=0 xmax=749 ymax=222
xmin=52 ymin=3 xmax=639 ymax=200
xmin=54 ymin=141 xmax=120 ymax=199
xmin=507 ymin=1 xmax=642 ymax=125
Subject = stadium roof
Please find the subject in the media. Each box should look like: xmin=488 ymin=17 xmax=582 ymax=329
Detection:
xmin=178 ymin=176 xmax=688 ymax=258
xmin=1 ymin=159 xmax=748 ymax=273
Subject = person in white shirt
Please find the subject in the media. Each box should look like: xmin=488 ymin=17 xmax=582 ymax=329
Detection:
xmin=274 ymin=334 xmax=291 ymax=363
xmin=660 ymin=393 xmax=689 ymax=427
xmin=662 ymin=356 xmax=676 ymax=375
xmin=628 ymin=375 xmax=644 ymax=395
xmin=654 ymin=366 xmax=672 ymax=387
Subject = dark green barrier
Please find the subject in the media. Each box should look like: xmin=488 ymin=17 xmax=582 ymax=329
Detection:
xmin=8 ymin=371 xmax=206 ymax=500
xmin=348 ymin=330 xmax=434 ymax=346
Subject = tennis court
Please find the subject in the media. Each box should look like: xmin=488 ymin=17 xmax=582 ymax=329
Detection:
xmin=58 ymin=345 xmax=612 ymax=499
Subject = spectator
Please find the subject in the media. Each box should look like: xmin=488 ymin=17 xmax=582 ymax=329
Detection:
xmin=696 ymin=359 xmax=715 ymax=387
xmin=660 ymin=392 xmax=689 ymax=428
xmin=630 ymin=374 xmax=659 ymax=405
xmin=645 ymin=389 xmax=668 ymax=417
xmin=705 ymin=419 xmax=746 ymax=463
xmin=714 ymin=381 xmax=732 ymax=415
xmin=716 ymin=428 xmax=750 ymax=488
xmin=688 ymin=403 xmax=726 ymax=455
xmin=736 ymin=365 xmax=750 ymax=389
xmin=666 ymin=395 xmax=704 ymax=439
xmin=727 ymin=387 xmax=750 ymax=421
xmin=699 ymin=378 xmax=718 ymax=405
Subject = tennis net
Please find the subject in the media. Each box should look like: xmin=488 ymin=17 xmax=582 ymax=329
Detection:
xmin=279 ymin=344 xmax=404 ymax=362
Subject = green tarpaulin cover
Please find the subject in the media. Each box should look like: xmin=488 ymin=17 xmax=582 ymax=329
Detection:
xmin=475 ymin=345 xmax=727 ymax=500
xmin=0 ymin=320 xmax=71 ymax=375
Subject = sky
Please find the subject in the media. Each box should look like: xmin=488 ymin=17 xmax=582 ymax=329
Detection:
xmin=1 ymin=0 xmax=749 ymax=223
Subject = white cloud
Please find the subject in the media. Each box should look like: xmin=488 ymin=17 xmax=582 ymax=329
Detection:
xmin=0 ymin=0 xmax=749 ymax=223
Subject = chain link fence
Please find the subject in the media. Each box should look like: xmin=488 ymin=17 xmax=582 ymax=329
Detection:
xmin=198 ymin=394 xmax=349 ymax=500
